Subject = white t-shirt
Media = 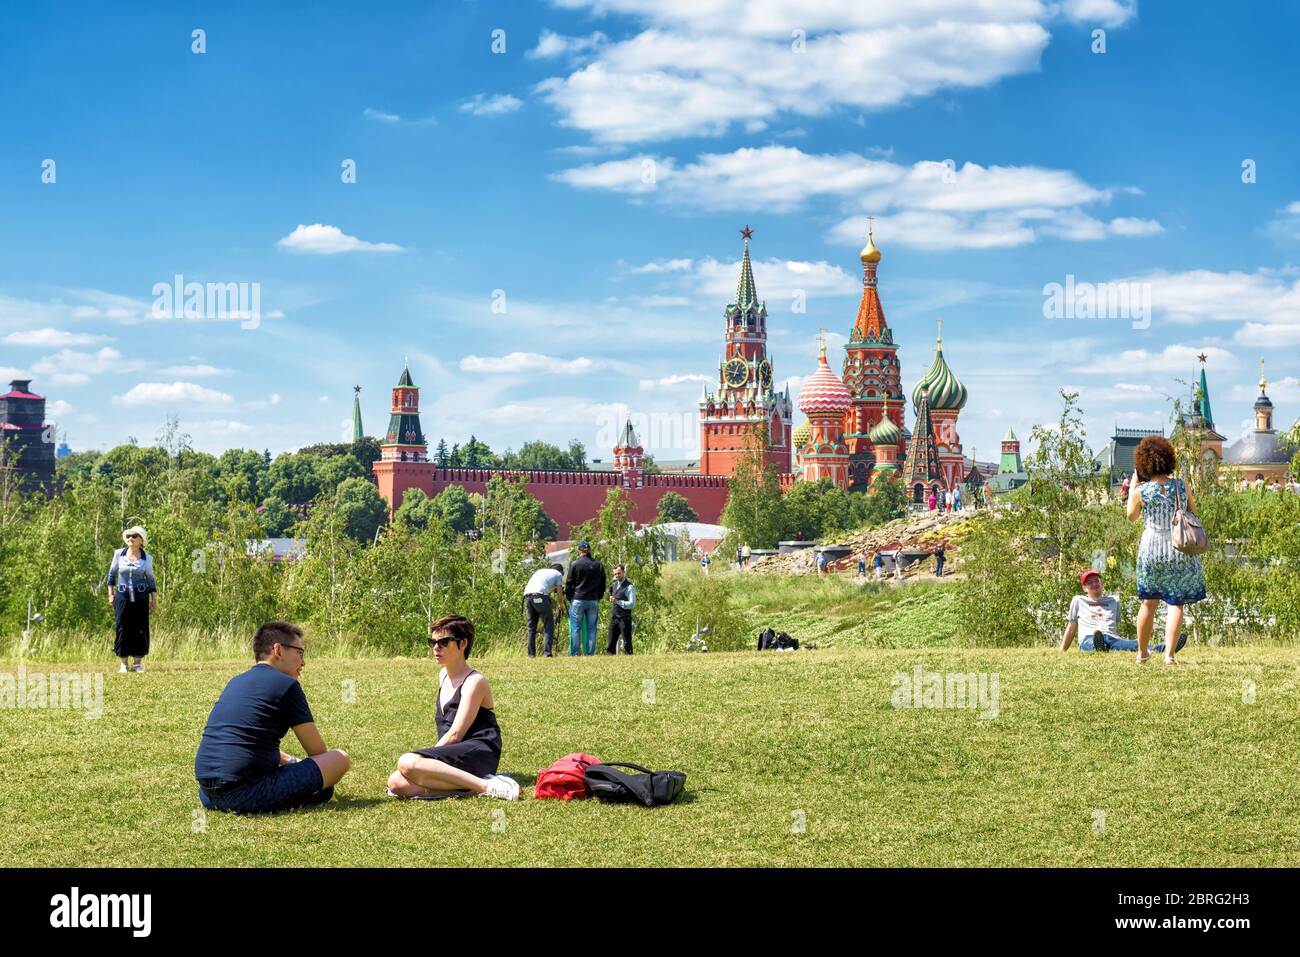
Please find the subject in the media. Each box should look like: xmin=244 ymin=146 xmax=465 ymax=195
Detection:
xmin=524 ymin=568 xmax=563 ymax=597
xmin=1068 ymin=594 xmax=1120 ymax=636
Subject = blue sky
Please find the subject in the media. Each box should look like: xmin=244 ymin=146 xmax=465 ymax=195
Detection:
xmin=2 ymin=0 xmax=1298 ymax=465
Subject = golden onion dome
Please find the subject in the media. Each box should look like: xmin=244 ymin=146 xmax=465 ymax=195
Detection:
xmin=860 ymin=222 xmax=881 ymax=264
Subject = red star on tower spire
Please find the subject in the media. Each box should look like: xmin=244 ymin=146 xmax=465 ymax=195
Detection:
xmin=740 ymin=225 xmax=753 ymax=240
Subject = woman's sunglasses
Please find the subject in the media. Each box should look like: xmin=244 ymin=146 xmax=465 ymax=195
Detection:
xmin=428 ymin=636 xmax=461 ymax=649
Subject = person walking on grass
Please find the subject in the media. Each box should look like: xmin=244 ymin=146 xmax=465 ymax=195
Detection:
xmin=565 ymin=540 xmax=606 ymax=656
xmin=523 ymin=562 xmax=564 ymax=658
xmin=194 ymin=621 xmax=351 ymax=814
xmin=741 ymin=542 xmax=751 ymax=569
xmin=857 ymin=552 xmax=867 ymax=577
xmin=815 ymin=550 xmax=829 ymax=576
xmin=108 ymin=526 xmax=157 ymax=673
xmin=606 ymin=563 xmax=635 ymax=655
xmin=1059 ymin=568 xmax=1185 ymax=654
xmin=1127 ymin=435 xmax=1205 ymax=666
xmin=873 ymin=550 xmax=884 ymax=580
xmin=933 ymin=541 xmax=946 ymax=577
xmin=387 ymin=615 xmax=519 ymax=801
xmin=700 ymin=552 xmax=711 ymax=575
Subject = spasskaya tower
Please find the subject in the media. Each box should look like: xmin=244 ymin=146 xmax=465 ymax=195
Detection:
xmin=698 ymin=227 xmax=794 ymax=477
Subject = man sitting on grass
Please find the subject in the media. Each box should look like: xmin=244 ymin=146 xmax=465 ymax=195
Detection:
xmin=1059 ymin=569 xmax=1185 ymax=654
xmin=194 ymin=621 xmax=350 ymax=814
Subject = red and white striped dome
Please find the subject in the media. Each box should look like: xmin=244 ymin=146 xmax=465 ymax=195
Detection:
xmin=797 ymin=348 xmax=852 ymax=415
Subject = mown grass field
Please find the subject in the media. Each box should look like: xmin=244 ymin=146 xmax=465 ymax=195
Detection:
xmin=2 ymin=645 xmax=1297 ymax=866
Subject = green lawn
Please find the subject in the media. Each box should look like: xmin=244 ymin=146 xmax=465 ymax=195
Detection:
xmin=2 ymin=646 xmax=1297 ymax=866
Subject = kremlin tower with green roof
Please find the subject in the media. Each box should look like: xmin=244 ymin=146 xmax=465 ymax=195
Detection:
xmin=379 ymin=361 xmax=427 ymax=463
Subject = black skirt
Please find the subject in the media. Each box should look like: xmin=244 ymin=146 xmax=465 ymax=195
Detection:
xmin=114 ymin=594 xmax=150 ymax=658
xmin=411 ymin=739 xmax=500 ymax=778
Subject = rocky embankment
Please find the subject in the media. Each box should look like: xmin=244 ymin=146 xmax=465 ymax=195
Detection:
xmin=749 ymin=508 xmax=975 ymax=577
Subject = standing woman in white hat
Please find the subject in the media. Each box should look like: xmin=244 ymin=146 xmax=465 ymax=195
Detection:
xmin=108 ymin=526 xmax=157 ymax=672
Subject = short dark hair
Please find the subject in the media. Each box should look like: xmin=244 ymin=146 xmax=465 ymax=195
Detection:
xmin=253 ymin=621 xmax=303 ymax=661
xmin=551 ymin=563 xmax=564 ymax=573
xmin=1135 ymin=435 xmax=1176 ymax=481
xmin=614 ymin=563 xmax=626 ymax=573
xmin=430 ymin=615 xmax=475 ymax=658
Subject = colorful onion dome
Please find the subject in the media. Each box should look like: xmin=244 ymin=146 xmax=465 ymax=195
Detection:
xmin=911 ymin=322 xmax=967 ymax=412
xmin=793 ymin=420 xmax=812 ymax=448
xmin=797 ymin=339 xmax=852 ymax=415
xmin=860 ymin=222 xmax=881 ymax=264
xmin=869 ymin=395 xmax=903 ymax=446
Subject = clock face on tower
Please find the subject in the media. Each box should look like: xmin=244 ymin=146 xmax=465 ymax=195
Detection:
xmin=758 ymin=359 xmax=773 ymax=392
xmin=724 ymin=357 xmax=749 ymax=388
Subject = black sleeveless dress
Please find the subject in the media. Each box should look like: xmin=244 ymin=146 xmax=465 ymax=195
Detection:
xmin=412 ymin=669 xmax=502 ymax=777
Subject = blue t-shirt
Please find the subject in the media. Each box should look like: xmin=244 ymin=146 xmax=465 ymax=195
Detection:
xmin=194 ymin=664 xmax=314 ymax=789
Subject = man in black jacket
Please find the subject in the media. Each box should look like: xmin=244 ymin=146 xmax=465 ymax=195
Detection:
xmin=565 ymin=541 xmax=606 ymax=656
xmin=606 ymin=563 xmax=635 ymax=655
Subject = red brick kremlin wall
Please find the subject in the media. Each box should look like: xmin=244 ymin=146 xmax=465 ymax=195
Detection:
xmin=374 ymin=462 xmax=731 ymax=537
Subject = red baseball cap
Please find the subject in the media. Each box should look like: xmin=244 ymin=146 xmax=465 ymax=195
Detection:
xmin=1080 ymin=568 xmax=1102 ymax=586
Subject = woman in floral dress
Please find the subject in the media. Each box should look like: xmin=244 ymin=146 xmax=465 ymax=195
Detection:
xmin=1126 ymin=436 xmax=1205 ymax=665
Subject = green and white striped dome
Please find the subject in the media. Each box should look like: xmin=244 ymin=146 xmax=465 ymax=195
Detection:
xmin=911 ymin=344 xmax=967 ymax=412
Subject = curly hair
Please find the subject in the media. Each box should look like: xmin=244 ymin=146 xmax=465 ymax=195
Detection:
xmin=1134 ymin=435 xmax=1177 ymax=481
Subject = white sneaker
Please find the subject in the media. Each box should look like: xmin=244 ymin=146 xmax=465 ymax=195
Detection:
xmin=481 ymin=774 xmax=520 ymax=801
xmin=132 ymin=662 xmax=145 ymax=673
xmin=118 ymin=664 xmax=129 ymax=673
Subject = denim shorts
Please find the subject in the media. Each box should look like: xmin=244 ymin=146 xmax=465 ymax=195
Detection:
xmin=199 ymin=758 xmax=333 ymax=815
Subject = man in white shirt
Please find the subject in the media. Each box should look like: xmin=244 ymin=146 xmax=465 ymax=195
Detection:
xmin=524 ymin=563 xmax=565 ymax=658
xmin=1060 ymin=569 xmax=1183 ymax=653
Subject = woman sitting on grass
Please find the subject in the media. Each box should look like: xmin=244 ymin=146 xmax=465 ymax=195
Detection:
xmin=387 ymin=615 xmax=519 ymax=801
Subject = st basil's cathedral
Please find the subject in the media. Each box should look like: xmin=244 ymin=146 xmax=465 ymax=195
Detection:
xmin=697 ymin=223 xmax=971 ymax=504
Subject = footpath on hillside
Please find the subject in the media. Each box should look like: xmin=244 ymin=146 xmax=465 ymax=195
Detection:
xmin=748 ymin=508 xmax=975 ymax=581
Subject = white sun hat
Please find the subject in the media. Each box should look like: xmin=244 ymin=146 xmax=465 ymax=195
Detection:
xmin=122 ymin=526 xmax=148 ymax=547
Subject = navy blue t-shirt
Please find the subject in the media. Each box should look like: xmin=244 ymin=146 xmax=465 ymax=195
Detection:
xmin=194 ymin=663 xmax=314 ymax=789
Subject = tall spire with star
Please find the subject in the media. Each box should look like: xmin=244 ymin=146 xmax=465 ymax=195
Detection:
xmin=351 ymin=385 xmax=364 ymax=443
xmin=735 ymin=225 xmax=758 ymax=312
xmin=699 ymin=226 xmax=793 ymax=477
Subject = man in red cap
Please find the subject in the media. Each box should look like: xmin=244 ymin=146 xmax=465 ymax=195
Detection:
xmin=1059 ymin=568 xmax=1184 ymax=653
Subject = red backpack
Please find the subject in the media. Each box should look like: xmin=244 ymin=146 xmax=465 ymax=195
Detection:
xmin=534 ymin=753 xmax=603 ymax=800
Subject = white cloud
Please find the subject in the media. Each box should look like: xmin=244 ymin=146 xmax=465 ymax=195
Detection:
xmin=460 ymin=93 xmax=523 ymax=117
xmin=694 ymin=256 xmax=859 ymax=303
xmin=639 ymin=373 xmax=710 ymax=390
xmin=46 ymin=399 xmax=74 ymax=417
xmin=114 ymin=382 xmax=235 ymax=407
xmin=30 ymin=347 xmax=143 ymax=385
xmin=201 ymin=419 xmax=254 ymax=435
xmin=560 ymin=147 xmax=1152 ymax=251
xmin=528 ymin=30 xmax=607 ymax=59
xmin=4 ymin=328 xmax=110 ymax=347
xmin=1070 ymin=344 xmax=1238 ymax=376
xmin=1266 ymin=201 xmax=1300 ymax=243
xmin=276 ymin=224 xmax=406 ymax=255
xmin=532 ymin=3 xmax=1137 ymax=145
xmin=459 ymin=352 xmax=600 ymax=375
xmin=1233 ymin=322 xmax=1300 ymax=348
xmin=159 ymin=364 xmax=230 ymax=378
xmin=363 ymin=107 xmax=436 ymax=127
xmin=1108 ymin=217 xmax=1164 ymax=237
xmin=1134 ymin=268 xmax=1300 ymax=325
xmin=632 ymin=258 xmax=693 ymax=273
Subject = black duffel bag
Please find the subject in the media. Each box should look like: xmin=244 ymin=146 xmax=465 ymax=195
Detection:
xmin=583 ymin=762 xmax=686 ymax=807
